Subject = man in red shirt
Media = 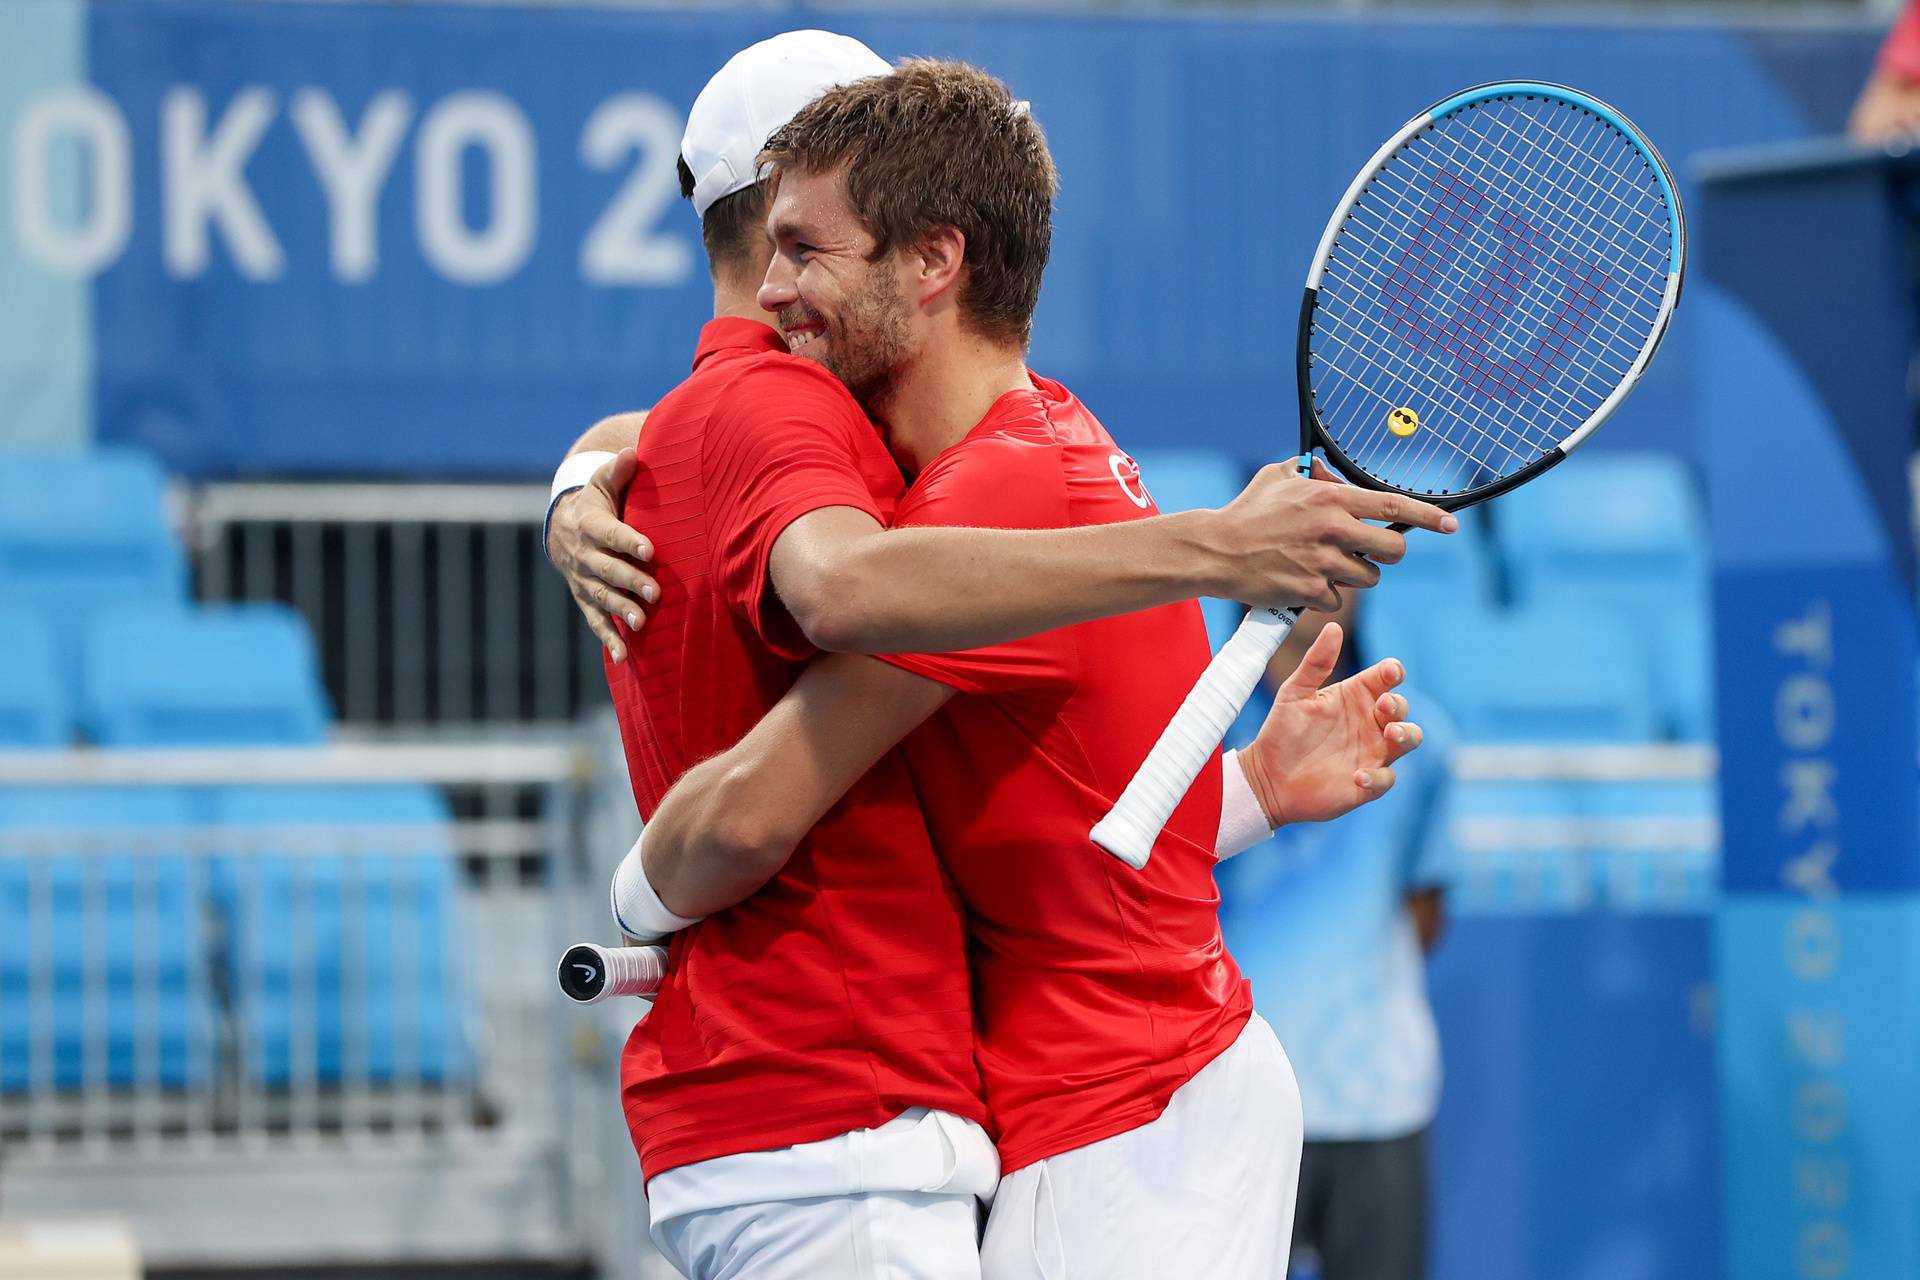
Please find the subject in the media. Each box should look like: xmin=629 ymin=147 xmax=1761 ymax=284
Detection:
xmin=599 ymin=32 xmax=1455 ymax=1280
xmin=627 ymin=60 xmax=1443 ymax=1278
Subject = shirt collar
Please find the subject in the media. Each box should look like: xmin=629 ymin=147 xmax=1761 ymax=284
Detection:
xmin=691 ymin=317 xmax=785 ymax=371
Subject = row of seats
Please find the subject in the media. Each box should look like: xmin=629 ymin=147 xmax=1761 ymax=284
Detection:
xmin=0 ymin=784 xmax=471 ymax=1092
xmin=0 ymin=447 xmax=331 ymax=748
xmin=1136 ymin=450 xmax=1707 ymax=608
xmin=1369 ymin=597 xmax=1710 ymax=743
xmin=1444 ymin=776 xmax=1719 ymax=912
xmin=2 ymin=449 xmax=467 ymax=1091
xmin=1133 ymin=449 xmax=1714 ymax=742
xmin=1383 ymin=453 xmax=1705 ymax=611
xmin=3 ymin=447 xmax=1710 ymax=746
xmin=0 ymin=604 xmax=330 ymax=749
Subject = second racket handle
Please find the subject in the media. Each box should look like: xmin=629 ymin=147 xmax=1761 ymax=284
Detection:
xmin=1090 ymin=606 xmax=1301 ymax=868
xmin=558 ymin=942 xmax=669 ymax=1005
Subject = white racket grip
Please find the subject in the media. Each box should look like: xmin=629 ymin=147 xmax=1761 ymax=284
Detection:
xmin=1090 ymin=606 xmax=1301 ymax=868
xmin=557 ymin=942 xmax=668 ymax=1005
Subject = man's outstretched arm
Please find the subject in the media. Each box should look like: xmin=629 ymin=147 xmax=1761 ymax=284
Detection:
xmin=766 ymin=459 xmax=1457 ymax=655
xmin=552 ymin=433 xmax=1458 ymax=661
xmin=634 ymin=655 xmax=954 ymax=918
xmin=624 ymin=621 xmax=1425 ymax=925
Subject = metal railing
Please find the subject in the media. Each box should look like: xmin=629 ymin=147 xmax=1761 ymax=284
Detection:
xmin=186 ymin=483 xmax=605 ymax=729
xmin=1447 ymin=742 xmax=1720 ymax=911
xmin=0 ymin=736 xmax=665 ymax=1277
xmin=0 ymin=730 xmax=1719 ymax=1275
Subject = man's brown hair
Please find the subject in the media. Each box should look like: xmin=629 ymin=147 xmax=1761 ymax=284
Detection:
xmin=760 ymin=60 xmax=1057 ymax=348
xmin=677 ymin=155 xmax=772 ymax=276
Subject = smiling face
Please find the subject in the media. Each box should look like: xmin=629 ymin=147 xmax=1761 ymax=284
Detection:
xmin=757 ymin=164 xmax=917 ymax=407
xmin=758 ymin=61 xmax=1057 ymax=355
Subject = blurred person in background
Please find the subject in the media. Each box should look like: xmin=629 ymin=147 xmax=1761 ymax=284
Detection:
xmin=1220 ymin=595 xmax=1459 ymax=1280
xmin=1850 ymin=0 xmax=1920 ymax=142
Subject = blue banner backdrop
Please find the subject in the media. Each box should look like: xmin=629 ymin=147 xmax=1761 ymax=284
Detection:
xmin=0 ymin=1 xmax=1880 ymax=474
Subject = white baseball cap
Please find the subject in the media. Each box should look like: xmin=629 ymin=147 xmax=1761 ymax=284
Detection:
xmin=682 ymin=30 xmax=892 ymax=218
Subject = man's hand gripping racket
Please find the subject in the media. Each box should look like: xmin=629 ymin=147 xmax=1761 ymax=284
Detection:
xmin=1092 ymin=81 xmax=1687 ymax=867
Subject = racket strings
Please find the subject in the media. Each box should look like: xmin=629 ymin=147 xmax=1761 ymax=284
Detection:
xmin=1328 ymin=120 xmax=1661 ymax=476
xmin=1460 ymin=105 xmax=1668 ymax=260
xmin=1479 ymin=107 xmax=1666 ymax=347
xmin=1310 ymin=95 xmax=1672 ymax=496
xmin=1328 ymin=189 xmax=1643 ymax=433
xmin=1343 ymin=150 xmax=1647 ymax=479
xmin=1464 ymin=103 xmax=1668 ymax=459
xmin=1318 ymin=201 xmax=1604 ymax=488
xmin=1319 ymin=207 xmax=1619 ymax=489
xmin=1448 ymin=105 xmax=1668 ymax=346
xmin=1341 ymin=152 xmax=1663 ymax=374
xmin=1397 ymin=104 xmax=1666 ymax=385
xmin=1312 ymin=318 xmax=1526 ymax=482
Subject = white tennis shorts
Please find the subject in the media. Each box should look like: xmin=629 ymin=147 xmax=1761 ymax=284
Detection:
xmin=652 ymin=1187 xmax=983 ymax=1280
xmin=647 ymin=1107 xmax=998 ymax=1280
xmin=980 ymin=1013 xmax=1303 ymax=1280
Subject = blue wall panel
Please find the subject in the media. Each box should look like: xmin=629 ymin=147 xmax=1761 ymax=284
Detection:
xmin=1428 ymin=914 xmax=1722 ymax=1280
xmin=0 ymin=3 xmax=1875 ymax=474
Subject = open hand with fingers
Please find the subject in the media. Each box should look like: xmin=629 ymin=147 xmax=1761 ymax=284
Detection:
xmin=546 ymin=447 xmax=659 ymax=662
xmin=1237 ymin=621 xmax=1423 ymax=827
xmin=1204 ymin=457 xmax=1457 ymax=614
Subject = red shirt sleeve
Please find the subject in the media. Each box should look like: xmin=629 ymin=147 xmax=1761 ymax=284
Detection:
xmin=875 ymin=433 xmax=1078 ymax=695
xmin=1882 ymin=0 xmax=1920 ymax=81
xmin=705 ymin=360 xmax=891 ymax=660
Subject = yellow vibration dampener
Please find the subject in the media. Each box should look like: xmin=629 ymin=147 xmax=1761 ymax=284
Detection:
xmin=1387 ymin=406 xmax=1420 ymax=437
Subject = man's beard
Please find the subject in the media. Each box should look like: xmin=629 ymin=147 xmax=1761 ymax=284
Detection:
xmin=813 ymin=262 xmax=913 ymax=408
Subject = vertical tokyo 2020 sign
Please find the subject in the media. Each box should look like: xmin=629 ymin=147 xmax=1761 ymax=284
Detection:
xmin=1698 ymin=147 xmax=1920 ymax=1280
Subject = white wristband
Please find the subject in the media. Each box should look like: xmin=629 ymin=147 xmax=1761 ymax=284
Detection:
xmin=544 ymin=450 xmax=619 ymax=562
xmin=1216 ymin=750 xmax=1275 ymax=861
xmin=611 ymin=829 xmax=703 ymax=942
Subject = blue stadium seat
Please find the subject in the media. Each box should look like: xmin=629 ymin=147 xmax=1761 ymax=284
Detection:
xmin=1362 ymin=594 xmax=1439 ymax=694
xmin=81 ymin=604 xmax=331 ymax=746
xmin=209 ymin=784 xmax=473 ymax=1087
xmin=1130 ymin=449 xmax=1247 ymax=650
xmin=1362 ymin=516 xmax=1499 ymax=683
xmin=0 ymin=449 xmax=189 ymax=678
xmin=1493 ymin=453 xmax=1706 ymax=611
xmin=0 ymin=607 xmax=72 ymax=747
xmin=1427 ymin=605 xmax=1660 ymax=744
xmin=0 ymin=988 xmax=214 ymax=1093
xmin=0 ymin=787 xmax=216 ymax=1091
xmin=1129 ymin=449 xmax=1245 ymax=514
xmin=1377 ymin=509 xmax=1498 ymax=608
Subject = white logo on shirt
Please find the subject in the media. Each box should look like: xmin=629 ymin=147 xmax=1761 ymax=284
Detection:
xmin=1109 ymin=453 xmax=1151 ymax=509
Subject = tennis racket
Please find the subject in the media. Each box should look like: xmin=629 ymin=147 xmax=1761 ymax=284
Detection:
xmin=556 ymin=941 xmax=668 ymax=1005
xmin=1090 ymin=81 xmax=1686 ymax=868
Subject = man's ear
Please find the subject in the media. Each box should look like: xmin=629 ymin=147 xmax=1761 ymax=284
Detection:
xmin=910 ymin=226 xmax=967 ymax=308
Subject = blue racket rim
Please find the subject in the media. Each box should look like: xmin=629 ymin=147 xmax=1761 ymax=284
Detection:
xmin=1430 ymin=82 xmax=1685 ymax=265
